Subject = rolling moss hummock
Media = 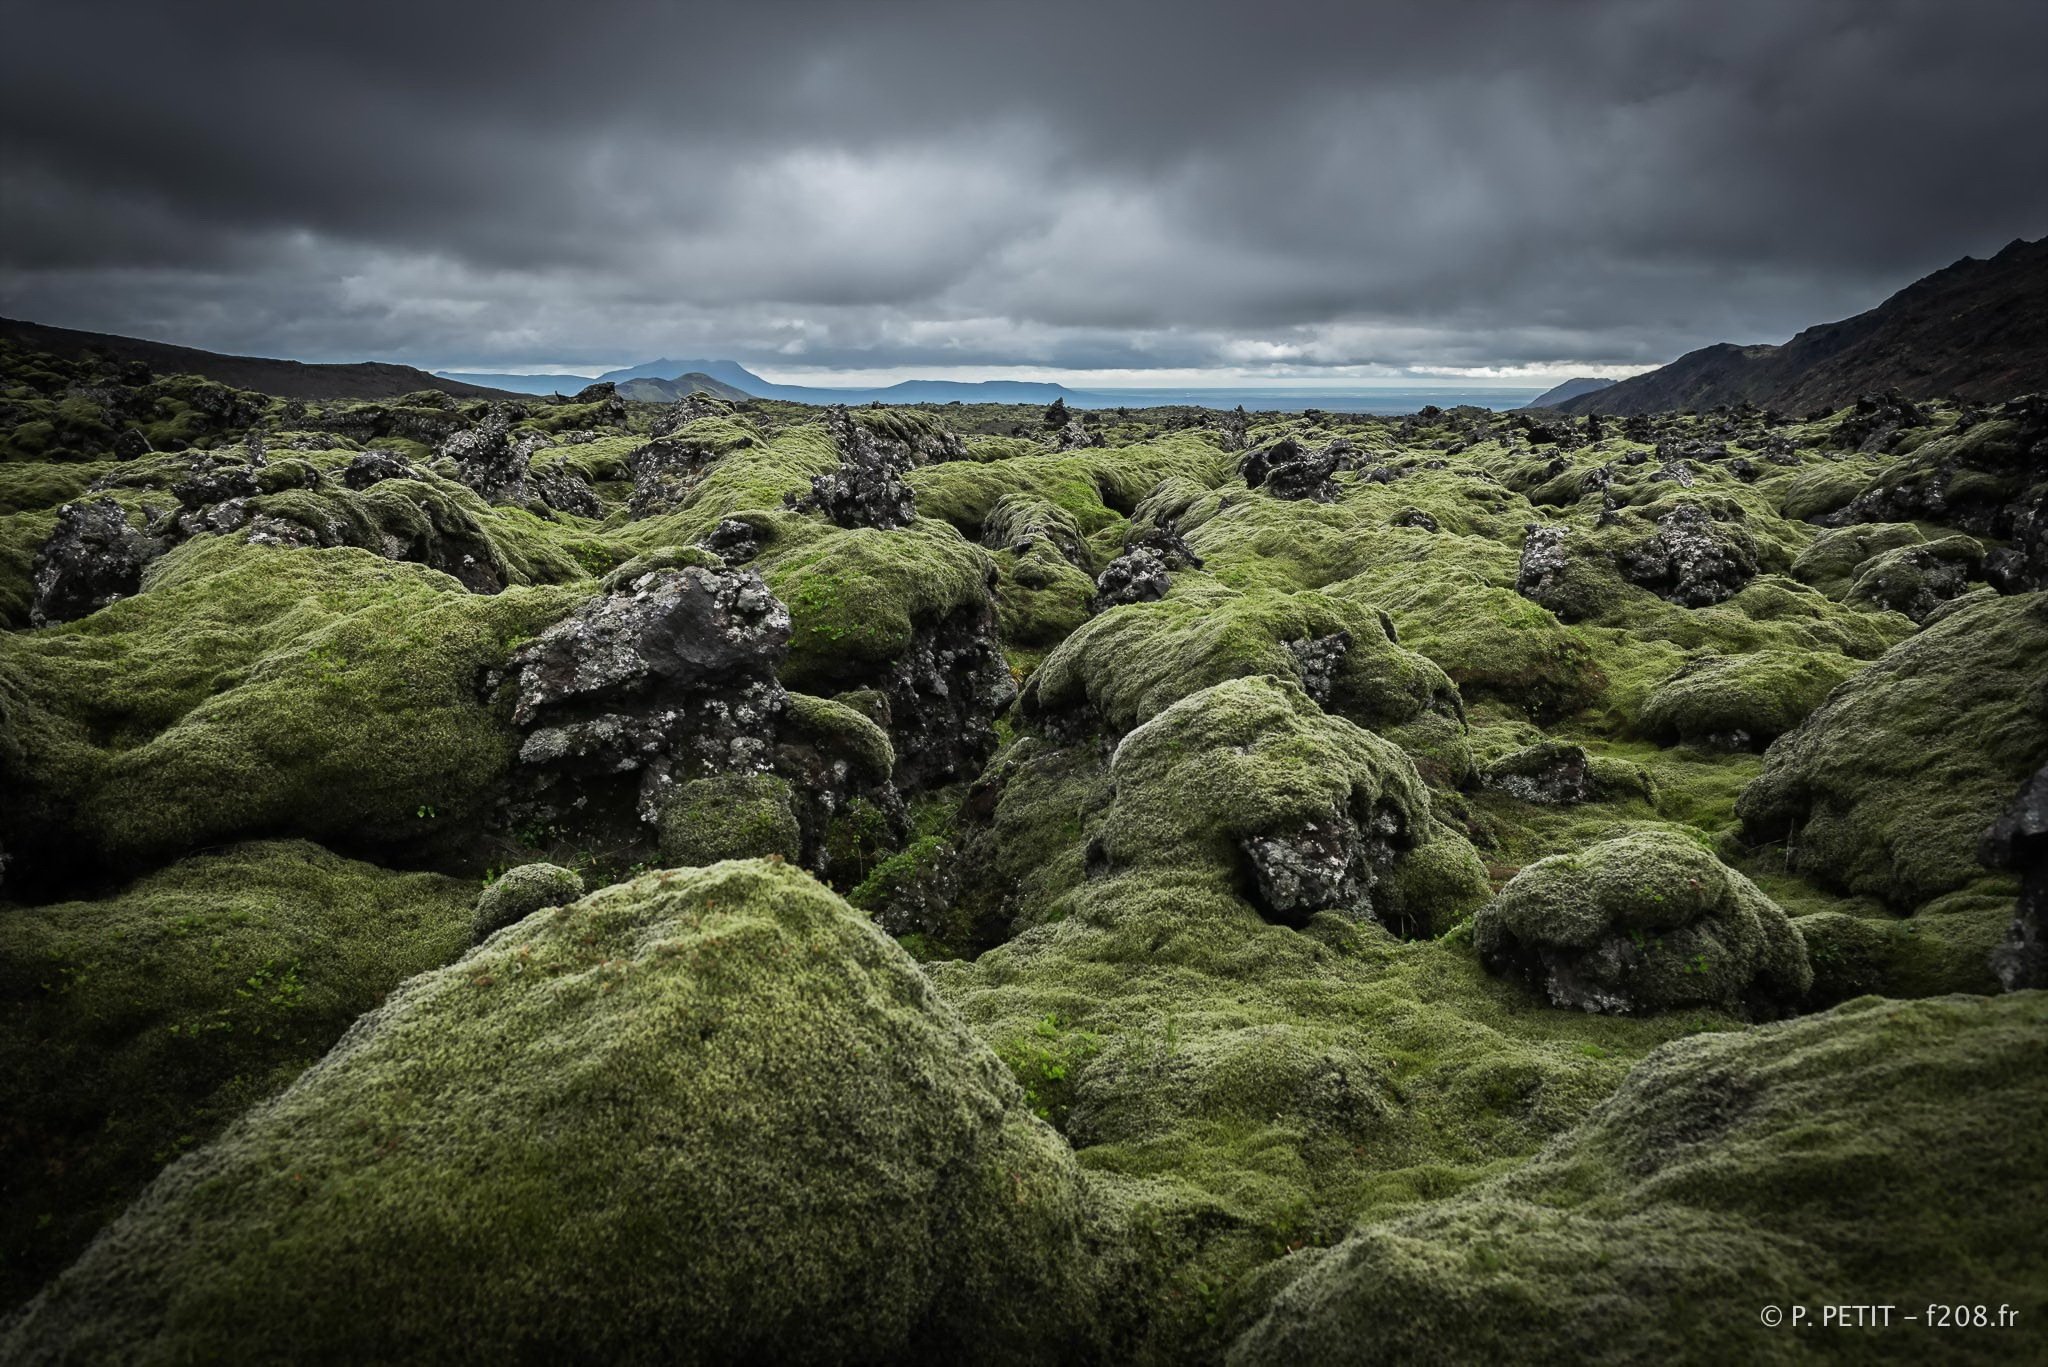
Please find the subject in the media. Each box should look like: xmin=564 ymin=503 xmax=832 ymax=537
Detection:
xmin=1736 ymin=591 xmax=2048 ymax=908
xmin=0 ymin=841 xmax=475 ymax=1308
xmin=0 ymin=535 xmax=580 ymax=887
xmin=1 ymin=861 xmax=1089 ymax=1365
xmin=1231 ymin=993 xmax=2048 ymax=1366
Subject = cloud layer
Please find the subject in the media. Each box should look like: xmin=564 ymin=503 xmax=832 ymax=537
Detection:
xmin=4 ymin=0 xmax=2045 ymax=378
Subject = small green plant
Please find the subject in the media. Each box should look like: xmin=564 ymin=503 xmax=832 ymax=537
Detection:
xmin=996 ymin=1012 xmax=1103 ymax=1129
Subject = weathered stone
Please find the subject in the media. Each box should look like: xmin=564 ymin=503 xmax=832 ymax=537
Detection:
xmin=1620 ymin=503 xmax=1758 ymax=606
xmin=1284 ymin=632 xmax=1351 ymax=706
xmin=1241 ymin=802 xmax=1406 ymax=929
xmin=1242 ymin=436 xmax=1339 ymax=502
xmin=342 ymin=449 xmax=424 ymax=489
xmin=441 ymin=409 xmax=542 ymax=505
xmin=804 ymin=406 xmax=916 ymax=529
xmin=1514 ymin=522 xmax=1573 ymax=606
xmin=509 ymin=565 xmax=793 ymax=821
xmin=29 ymin=498 xmax=166 ymax=626
xmin=1480 ymin=741 xmax=1598 ymax=805
xmin=1093 ymin=548 xmax=1172 ymax=610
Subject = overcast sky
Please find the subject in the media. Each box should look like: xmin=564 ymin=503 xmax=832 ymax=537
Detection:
xmin=3 ymin=0 xmax=2045 ymax=384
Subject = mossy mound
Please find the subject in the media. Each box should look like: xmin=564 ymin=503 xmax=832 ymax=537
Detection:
xmin=1637 ymin=649 xmax=1863 ymax=749
xmin=1027 ymin=583 xmax=1461 ymax=741
xmin=756 ymin=518 xmax=1000 ymax=689
xmin=1351 ymin=567 xmax=1606 ymax=721
xmin=1232 ymin=993 xmax=2048 ymax=1366
xmin=1475 ymin=830 xmax=1811 ymax=1015
xmin=1843 ymin=533 xmax=1986 ymax=622
xmin=656 ymin=772 xmax=802 ymax=866
xmin=1794 ymin=896 xmax=2008 ymax=1007
xmin=471 ymin=862 xmax=583 ymax=940
xmin=1 ymin=861 xmax=1087 ymax=1365
xmin=937 ymin=866 xmax=1726 ymax=1357
xmin=1790 ymin=521 xmax=1926 ymax=597
xmin=1737 ymin=591 xmax=2048 ymax=909
xmin=0 ymin=535 xmax=577 ymax=886
xmin=0 ymin=841 xmax=473 ymax=1309
xmin=1093 ymin=676 xmax=1443 ymax=925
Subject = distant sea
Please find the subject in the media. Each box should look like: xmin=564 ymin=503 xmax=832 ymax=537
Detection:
xmin=1066 ymin=388 xmax=1544 ymax=414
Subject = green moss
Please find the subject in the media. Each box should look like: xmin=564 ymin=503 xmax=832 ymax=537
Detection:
xmin=0 ymin=535 xmax=579 ymax=881
xmin=1772 ymin=455 xmax=1885 ymax=520
xmin=1638 ymin=649 xmax=1864 ymax=748
xmin=908 ymin=436 xmax=1231 ymax=542
xmin=1094 ymin=676 xmax=1428 ymax=878
xmin=0 ymin=841 xmax=472 ymax=1309
xmin=1736 ymin=592 xmax=2048 ymax=909
xmin=1233 ymin=993 xmax=2048 ymax=1366
xmin=1027 ymin=582 xmax=1461 ymax=744
xmin=1790 ymin=521 xmax=1926 ymax=597
xmin=753 ymin=519 xmax=998 ymax=688
xmin=1353 ymin=568 xmax=1606 ymax=722
xmin=1474 ymin=829 xmax=1811 ymax=1015
xmin=1 ymin=861 xmax=1088 ymax=1364
xmin=0 ymin=461 xmax=116 ymax=515
xmin=472 ymin=862 xmax=584 ymax=940
xmin=1374 ymin=822 xmax=1494 ymax=938
xmin=782 ymin=690 xmax=897 ymax=783
xmin=1844 ymin=534 xmax=1986 ymax=621
xmin=822 ymin=795 xmax=899 ymax=887
xmin=656 ymin=773 xmax=802 ymax=866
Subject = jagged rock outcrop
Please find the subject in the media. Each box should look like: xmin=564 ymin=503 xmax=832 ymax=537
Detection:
xmin=1123 ymin=517 xmax=1203 ymax=569
xmin=1242 ymin=436 xmax=1339 ymax=502
xmin=441 ymin=408 xmax=544 ymax=504
xmin=805 ymin=405 xmax=917 ymax=529
xmin=1092 ymin=548 xmax=1171 ymax=610
xmin=28 ymin=498 xmax=165 ymax=625
xmin=342 ymin=449 xmax=425 ymax=488
xmin=1619 ymin=503 xmax=1758 ymax=606
xmin=866 ymin=600 xmax=1015 ymax=790
xmin=507 ymin=564 xmax=793 ymax=823
xmin=1513 ymin=522 xmax=1573 ymax=607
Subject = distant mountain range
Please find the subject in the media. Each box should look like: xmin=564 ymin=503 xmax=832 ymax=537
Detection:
xmin=437 ymin=361 xmax=1546 ymax=412
xmin=1523 ymin=376 xmax=1616 ymax=408
xmin=439 ymin=359 xmax=1078 ymax=406
xmin=0 ymin=317 xmax=516 ymax=401
xmin=611 ymin=373 xmax=754 ymax=404
xmin=1558 ymin=236 xmax=2048 ymax=416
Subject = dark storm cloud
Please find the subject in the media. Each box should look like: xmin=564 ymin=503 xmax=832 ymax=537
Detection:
xmin=3 ymin=0 xmax=2045 ymax=375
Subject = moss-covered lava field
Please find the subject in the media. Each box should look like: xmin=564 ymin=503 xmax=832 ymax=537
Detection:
xmin=1 ymin=340 xmax=2044 ymax=1363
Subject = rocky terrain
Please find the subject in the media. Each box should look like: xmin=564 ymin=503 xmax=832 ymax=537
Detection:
xmin=1556 ymin=237 xmax=2048 ymax=417
xmin=0 ymin=334 xmax=2044 ymax=1363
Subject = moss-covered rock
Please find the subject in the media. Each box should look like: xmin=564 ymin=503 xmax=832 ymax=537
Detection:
xmin=471 ymin=862 xmax=583 ymax=940
xmin=0 ymin=535 xmax=578 ymax=889
xmin=1232 ymin=993 xmax=2048 ymax=1366
xmin=1737 ymin=592 xmax=2048 ymax=909
xmin=1 ymin=861 xmax=1088 ymax=1364
xmin=656 ymin=772 xmax=803 ymax=866
xmin=0 ymin=841 xmax=473 ymax=1309
xmin=1026 ymin=583 xmax=1461 ymax=742
xmin=1789 ymin=520 xmax=1925 ymax=597
xmin=1095 ymin=676 xmax=1439 ymax=928
xmin=1474 ymin=830 xmax=1811 ymax=1015
xmin=1638 ymin=649 xmax=1863 ymax=750
xmin=1843 ymin=533 xmax=1986 ymax=622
